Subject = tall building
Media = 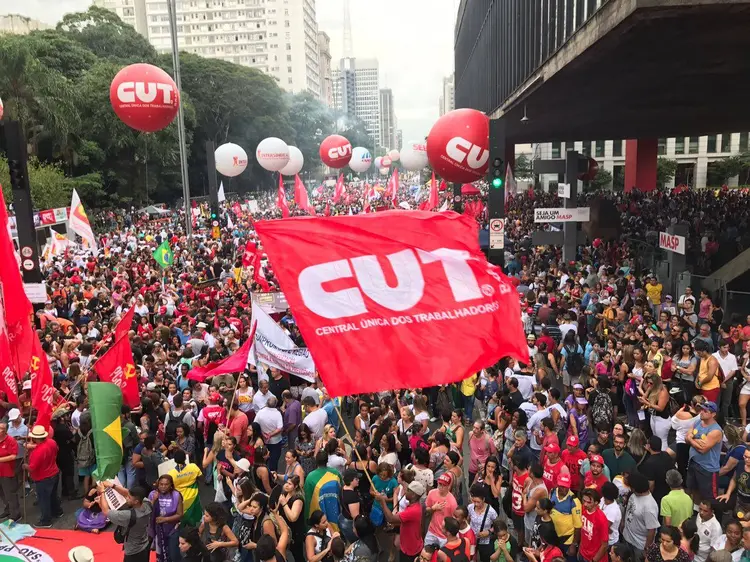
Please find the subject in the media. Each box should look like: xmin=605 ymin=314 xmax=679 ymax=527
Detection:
xmin=0 ymin=14 xmax=52 ymax=34
xmin=93 ymin=0 xmax=321 ymax=96
xmin=332 ymin=57 xmax=381 ymax=147
xmin=317 ymin=31 xmax=333 ymax=107
xmin=379 ymin=89 xmax=397 ymax=151
xmin=396 ymin=129 xmax=403 ymax=151
xmin=439 ymin=73 xmax=455 ymax=116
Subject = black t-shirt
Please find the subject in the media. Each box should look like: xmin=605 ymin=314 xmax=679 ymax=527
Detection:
xmin=340 ymin=488 xmax=361 ymax=520
xmin=269 ymin=376 xmax=291 ymax=401
xmin=640 ymin=451 xmax=675 ymax=504
xmin=508 ymin=391 xmax=524 ymax=412
xmin=216 ymin=449 xmax=242 ymax=499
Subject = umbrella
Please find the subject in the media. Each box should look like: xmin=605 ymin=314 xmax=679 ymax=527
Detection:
xmin=461 ymin=184 xmax=480 ymax=195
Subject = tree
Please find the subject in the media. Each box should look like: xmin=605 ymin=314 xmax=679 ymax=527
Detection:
xmin=514 ymin=154 xmax=533 ymax=180
xmin=588 ymin=168 xmax=613 ymax=192
xmin=709 ymin=156 xmax=745 ymax=185
xmin=287 ymin=92 xmax=334 ymax=175
xmin=657 ymin=158 xmax=679 ymax=189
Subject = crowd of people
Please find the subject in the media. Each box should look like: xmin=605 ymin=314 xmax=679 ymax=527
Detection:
xmin=4 ymin=182 xmax=750 ymax=562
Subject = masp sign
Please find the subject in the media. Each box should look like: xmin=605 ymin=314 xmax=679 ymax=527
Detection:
xmin=659 ymin=231 xmax=686 ymax=255
xmin=534 ymin=207 xmax=590 ymax=223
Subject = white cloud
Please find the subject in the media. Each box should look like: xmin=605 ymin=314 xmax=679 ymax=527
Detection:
xmin=5 ymin=0 xmax=458 ymax=142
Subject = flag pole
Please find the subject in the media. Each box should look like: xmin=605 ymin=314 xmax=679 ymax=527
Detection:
xmin=225 ymin=321 xmax=257 ymax=415
xmin=0 ymin=523 xmax=33 ymax=562
xmin=333 ymin=401 xmax=376 ymax=492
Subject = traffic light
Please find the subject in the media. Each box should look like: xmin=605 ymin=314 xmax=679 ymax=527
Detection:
xmin=491 ymin=157 xmax=504 ymax=188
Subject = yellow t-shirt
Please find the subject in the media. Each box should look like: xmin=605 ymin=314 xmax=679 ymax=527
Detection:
xmin=697 ymin=356 xmax=720 ymax=391
xmin=646 ymin=283 xmax=663 ymax=305
xmin=460 ymin=374 xmax=478 ymax=397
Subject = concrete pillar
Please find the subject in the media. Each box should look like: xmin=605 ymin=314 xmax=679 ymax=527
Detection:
xmin=624 ymin=138 xmax=658 ymax=192
xmin=505 ymin=143 xmax=515 ymax=171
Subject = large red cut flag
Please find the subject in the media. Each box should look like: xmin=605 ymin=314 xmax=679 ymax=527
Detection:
xmin=114 ymin=305 xmax=135 ymax=341
xmin=0 ymin=189 xmax=34 ymax=379
xmin=187 ymin=322 xmax=256 ymax=381
xmin=333 ymin=174 xmax=345 ymax=203
xmin=277 ymin=176 xmax=290 ymax=218
xmin=255 ymin=211 xmax=528 ymax=396
xmin=242 ymin=241 xmax=256 ymax=267
xmin=93 ymin=334 xmax=141 ymax=408
xmin=29 ymin=337 xmax=54 ymax=429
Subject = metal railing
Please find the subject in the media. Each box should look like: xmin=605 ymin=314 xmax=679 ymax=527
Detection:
xmin=677 ymin=272 xmax=750 ymax=320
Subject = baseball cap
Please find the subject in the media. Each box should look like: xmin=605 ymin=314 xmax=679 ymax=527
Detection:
xmin=146 ymin=382 xmax=158 ymax=391
xmin=566 ymin=435 xmax=579 ymax=447
xmin=407 ymin=481 xmax=426 ymax=497
xmin=543 ymin=442 xmax=561 ymax=454
xmin=22 ymin=380 xmax=31 ymax=391
xmin=209 ymin=392 xmax=223 ymax=403
xmin=573 ymin=383 xmax=584 ymax=390
xmin=699 ymin=401 xmax=718 ymax=413
xmin=556 ymin=472 xmax=572 ymax=487
xmin=576 ymin=397 xmax=588 ymax=405
xmin=7 ymin=408 xmax=20 ymax=421
xmin=589 ymin=454 xmax=605 ymax=466
xmin=437 ymin=473 xmax=454 ymax=487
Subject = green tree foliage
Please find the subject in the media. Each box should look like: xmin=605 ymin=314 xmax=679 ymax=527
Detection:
xmin=589 ymin=168 xmax=613 ymax=192
xmin=657 ymin=158 xmax=679 ymax=189
xmin=514 ymin=154 xmax=533 ymax=180
xmin=0 ymin=7 xmax=351 ymax=209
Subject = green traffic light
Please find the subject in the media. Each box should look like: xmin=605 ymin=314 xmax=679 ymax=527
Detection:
xmin=492 ymin=177 xmax=503 ymax=188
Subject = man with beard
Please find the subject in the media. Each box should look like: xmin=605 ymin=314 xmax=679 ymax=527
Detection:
xmin=602 ymin=434 xmax=636 ymax=478
xmin=583 ymin=454 xmax=608 ymax=494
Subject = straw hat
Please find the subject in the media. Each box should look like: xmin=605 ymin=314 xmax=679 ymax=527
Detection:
xmin=29 ymin=425 xmax=49 ymax=439
xmin=68 ymin=546 xmax=95 ymax=562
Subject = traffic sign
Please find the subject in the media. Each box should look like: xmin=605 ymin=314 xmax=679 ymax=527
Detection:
xmin=489 ymin=218 xmax=505 ymax=250
xmin=21 ymin=246 xmax=33 ymax=258
xmin=22 ymin=259 xmax=34 ymax=271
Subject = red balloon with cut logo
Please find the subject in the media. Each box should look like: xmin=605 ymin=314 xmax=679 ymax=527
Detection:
xmin=320 ymin=135 xmax=352 ymax=168
xmin=109 ymin=63 xmax=180 ymax=132
xmin=427 ymin=108 xmax=489 ymax=183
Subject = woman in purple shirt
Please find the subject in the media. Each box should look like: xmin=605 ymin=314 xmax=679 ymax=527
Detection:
xmin=149 ymin=474 xmax=184 ymax=562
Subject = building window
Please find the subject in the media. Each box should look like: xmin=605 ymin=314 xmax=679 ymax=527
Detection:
xmin=287 ymin=54 xmax=292 ymax=61
xmin=613 ymin=140 xmax=623 ymax=157
xmin=613 ymin=165 xmax=625 ymax=191
xmin=721 ymin=133 xmax=732 ymax=153
xmin=551 ymin=142 xmax=561 ymax=159
xmin=740 ymin=132 xmax=749 ymax=153
xmin=675 ymin=137 xmax=685 ymax=154
xmin=658 ymin=138 xmax=667 ymax=155
xmin=287 ymin=66 xmax=292 ymax=72
xmin=707 ymin=135 xmax=717 ymax=153
xmin=581 ymin=141 xmax=591 ymax=157
xmin=689 ymin=136 xmax=699 ymax=154
xmin=595 ymin=140 xmax=605 ymax=158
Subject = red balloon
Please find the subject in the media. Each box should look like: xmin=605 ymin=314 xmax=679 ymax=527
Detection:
xmin=320 ymin=135 xmax=352 ymax=168
xmin=381 ymin=156 xmax=392 ymax=168
xmin=109 ymin=63 xmax=180 ymax=132
xmin=578 ymin=158 xmax=599 ymax=181
xmin=427 ymin=108 xmax=489 ymax=183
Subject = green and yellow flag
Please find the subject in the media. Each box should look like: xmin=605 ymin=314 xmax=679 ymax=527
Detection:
xmin=89 ymin=382 xmax=123 ymax=482
xmin=153 ymin=240 xmax=174 ymax=269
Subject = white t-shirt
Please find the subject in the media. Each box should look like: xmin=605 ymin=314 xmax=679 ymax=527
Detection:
xmin=526 ymin=408 xmax=550 ymax=451
xmin=710 ymin=535 xmax=743 ymax=562
xmin=304 ymin=408 xmax=328 ymax=440
xmin=695 ymin=516 xmax=723 ymax=562
xmin=599 ymin=499 xmax=621 ymax=545
xmin=514 ymin=374 xmax=536 ymax=400
xmin=712 ymin=351 xmax=739 ymax=380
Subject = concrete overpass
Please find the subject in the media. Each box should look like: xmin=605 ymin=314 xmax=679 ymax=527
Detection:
xmin=454 ymin=0 xmax=750 ymax=190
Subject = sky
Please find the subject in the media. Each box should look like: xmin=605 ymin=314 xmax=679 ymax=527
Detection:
xmin=3 ymin=0 xmax=459 ymax=143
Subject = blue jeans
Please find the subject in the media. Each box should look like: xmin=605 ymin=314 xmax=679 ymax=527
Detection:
xmin=36 ymin=474 xmax=62 ymax=524
xmin=118 ymin=458 xmax=137 ymax=490
xmin=463 ymin=393 xmax=475 ymax=423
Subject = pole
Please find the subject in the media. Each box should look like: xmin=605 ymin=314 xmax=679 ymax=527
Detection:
xmin=167 ymin=0 xmax=193 ymax=252
xmin=0 ymin=524 xmax=33 ymax=562
xmin=333 ymin=402 xmax=376 ymax=491
xmin=563 ymin=150 xmax=579 ymax=263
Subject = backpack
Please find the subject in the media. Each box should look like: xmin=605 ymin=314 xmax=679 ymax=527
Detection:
xmin=76 ymin=430 xmax=96 ymax=468
xmin=441 ymin=538 xmax=470 ymax=562
xmin=590 ymin=391 xmax=613 ymax=428
xmin=113 ymin=509 xmax=136 ymax=545
xmin=164 ymin=411 xmax=187 ymax=444
xmin=565 ymin=347 xmax=584 ymax=376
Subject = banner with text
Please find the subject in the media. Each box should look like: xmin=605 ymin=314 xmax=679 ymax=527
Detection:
xmin=251 ymin=292 xmax=289 ymax=314
xmin=659 ymin=231 xmax=686 ymax=255
xmin=534 ymin=207 xmax=591 ymax=223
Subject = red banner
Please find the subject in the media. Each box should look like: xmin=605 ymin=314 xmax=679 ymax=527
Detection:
xmin=94 ymin=334 xmax=140 ymax=408
xmin=187 ymin=322 xmax=256 ymax=382
xmin=333 ymin=174 xmax=345 ymax=203
xmin=255 ymin=211 xmax=528 ymax=396
xmin=114 ymin=305 xmax=135 ymax=341
xmin=30 ymin=337 xmax=54 ymax=429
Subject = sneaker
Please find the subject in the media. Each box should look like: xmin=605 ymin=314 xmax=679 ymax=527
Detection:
xmin=34 ymin=521 xmax=52 ymax=529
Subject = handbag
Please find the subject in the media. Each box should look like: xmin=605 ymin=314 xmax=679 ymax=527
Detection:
xmin=114 ymin=509 xmax=136 ymax=544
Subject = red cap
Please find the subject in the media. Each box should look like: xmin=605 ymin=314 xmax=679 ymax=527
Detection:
xmin=209 ymin=392 xmax=222 ymax=403
xmin=589 ymin=454 xmax=605 ymax=466
xmin=543 ymin=442 xmax=560 ymax=454
xmin=437 ymin=473 xmax=453 ymax=487
xmin=556 ymin=472 xmax=572 ymax=487
xmin=566 ymin=435 xmax=579 ymax=447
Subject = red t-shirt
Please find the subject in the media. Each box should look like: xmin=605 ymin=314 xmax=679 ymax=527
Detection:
xmin=541 ymin=545 xmax=564 ymax=562
xmin=511 ymin=471 xmax=529 ymax=516
xmin=398 ymin=502 xmax=424 ymax=556
xmin=542 ymin=458 xmax=567 ymax=492
xmin=583 ymin=471 xmax=608 ymax=494
xmin=458 ymin=526 xmax=477 ymax=559
xmin=0 ymin=435 xmax=18 ymax=478
xmin=580 ymin=507 xmax=610 ymax=561
xmin=561 ymin=448 xmax=587 ymax=490
xmin=28 ymin=437 xmax=59 ymax=481
xmin=539 ymin=433 xmax=560 ymax=467
xmin=199 ymin=405 xmax=228 ymax=439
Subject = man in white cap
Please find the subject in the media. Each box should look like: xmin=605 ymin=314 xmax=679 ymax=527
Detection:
xmin=68 ymin=546 xmax=94 ymax=562
xmin=7 ymin=409 xmax=28 ymax=496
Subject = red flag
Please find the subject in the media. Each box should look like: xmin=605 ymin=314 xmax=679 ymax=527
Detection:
xmin=333 ymin=174 xmax=345 ymax=203
xmin=114 ymin=305 xmax=135 ymax=341
xmin=252 ymin=246 xmax=270 ymax=292
xmin=294 ymin=175 xmax=315 ymax=215
xmin=438 ymin=180 xmax=448 ymax=192
xmin=428 ymin=173 xmax=439 ymax=211
xmin=242 ymin=241 xmax=256 ymax=267
xmin=387 ymin=169 xmax=399 ymax=205
xmin=0 ymin=189 xmax=34 ymax=379
xmin=255 ymin=211 xmax=528 ymax=397
xmin=324 ymin=201 xmax=331 ymax=217
xmin=93 ymin=334 xmax=140 ymax=408
xmin=362 ymin=183 xmax=373 ymax=213
xmin=277 ymin=175 xmax=290 ymax=218
xmin=29 ymin=337 xmax=54 ymax=429
xmin=187 ymin=322 xmax=257 ymax=382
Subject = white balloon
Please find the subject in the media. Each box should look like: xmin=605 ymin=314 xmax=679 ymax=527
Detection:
xmin=374 ymin=157 xmax=383 ymax=169
xmin=280 ymin=146 xmax=304 ymax=176
xmin=215 ymin=143 xmax=248 ymax=177
xmin=400 ymin=140 xmax=429 ymax=171
xmin=256 ymin=137 xmax=290 ymax=172
xmin=379 ymin=167 xmax=389 ymax=175
xmin=349 ymin=147 xmax=372 ymax=173
xmin=381 ymin=156 xmax=392 ymax=168
xmin=388 ymin=149 xmax=400 ymax=162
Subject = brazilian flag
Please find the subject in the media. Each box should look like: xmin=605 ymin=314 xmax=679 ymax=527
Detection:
xmin=153 ymin=240 xmax=174 ymax=269
xmin=89 ymin=382 xmax=124 ymax=481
